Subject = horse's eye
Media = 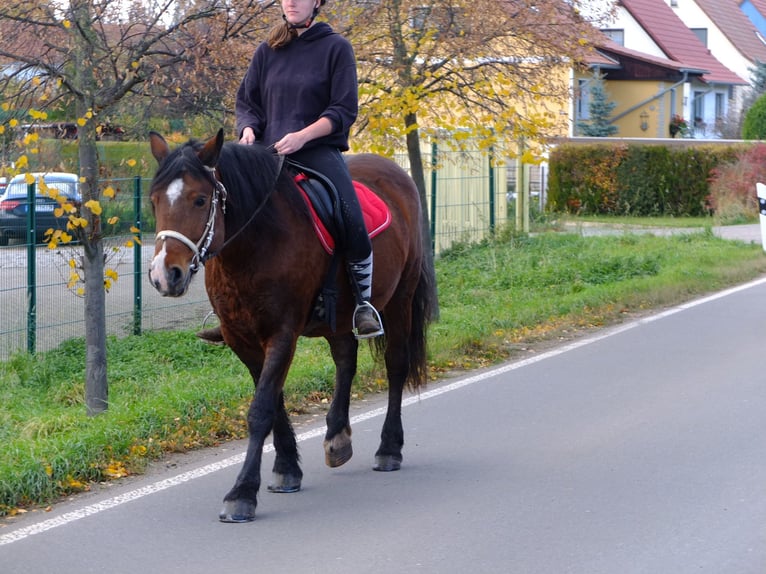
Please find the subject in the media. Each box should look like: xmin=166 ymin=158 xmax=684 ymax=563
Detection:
xmin=194 ymin=196 xmax=207 ymax=208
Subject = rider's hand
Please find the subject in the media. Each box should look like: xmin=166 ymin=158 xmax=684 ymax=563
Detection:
xmin=273 ymin=132 xmax=306 ymax=155
xmin=239 ymin=127 xmax=256 ymax=145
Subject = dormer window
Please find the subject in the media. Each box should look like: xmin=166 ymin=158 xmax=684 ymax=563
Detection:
xmin=691 ymin=28 xmax=708 ymax=47
xmin=601 ymin=28 xmax=624 ymax=46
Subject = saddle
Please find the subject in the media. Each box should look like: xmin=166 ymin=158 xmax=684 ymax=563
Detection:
xmin=286 ymin=160 xmax=391 ymax=331
xmin=289 ymin=161 xmax=391 ymax=254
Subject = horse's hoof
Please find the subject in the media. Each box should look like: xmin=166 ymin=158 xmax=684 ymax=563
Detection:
xmin=324 ymin=429 xmax=353 ymax=468
xmin=219 ymin=499 xmax=256 ymax=523
xmin=267 ymin=472 xmax=301 ymax=493
xmin=373 ymin=454 xmax=402 ymax=472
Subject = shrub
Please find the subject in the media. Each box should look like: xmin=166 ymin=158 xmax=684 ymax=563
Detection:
xmin=742 ymin=93 xmax=766 ymax=139
xmin=707 ymin=143 xmax=766 ymax=224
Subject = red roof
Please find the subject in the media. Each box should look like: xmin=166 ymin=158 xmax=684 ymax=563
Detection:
xmin=619 ymin=0 xmax=746 ymax=84
xmin=744 ymin=0 xmax=766 ymax=18
xmin=696 ymin=0 xmax=766 ymax=64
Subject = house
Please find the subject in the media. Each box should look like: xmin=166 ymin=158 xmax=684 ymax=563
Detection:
xmin=576 ymin=0 xmax=748 ymax=138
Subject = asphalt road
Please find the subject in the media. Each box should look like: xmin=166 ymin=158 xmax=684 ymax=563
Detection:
xmin=1 ymin=277 xmax=765 ymax=573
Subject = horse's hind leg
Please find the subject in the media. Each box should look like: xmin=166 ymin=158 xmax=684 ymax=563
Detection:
xmin=324 ymin=334 xmax=358 ymax=467
xmin=268 ymin=391 xmax=303 ymax=493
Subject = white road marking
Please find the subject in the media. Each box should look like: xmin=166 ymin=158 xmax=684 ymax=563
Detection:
xmin=2 ymin=276 xmax=765 ymax=546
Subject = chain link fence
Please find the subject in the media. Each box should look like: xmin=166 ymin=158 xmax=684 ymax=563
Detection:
xmin=1 ymin=142 xmax=543 ymax=359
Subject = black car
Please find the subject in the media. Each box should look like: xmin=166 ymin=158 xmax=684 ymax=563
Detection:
xmin=0 ymin=172 xmax=80 ymax=246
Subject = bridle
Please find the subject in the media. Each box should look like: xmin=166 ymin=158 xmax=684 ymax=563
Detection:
xmin=155 ymin=166 xmax=227 ymax=274
xmin=154 ymin=155 xmax=285 ymax=274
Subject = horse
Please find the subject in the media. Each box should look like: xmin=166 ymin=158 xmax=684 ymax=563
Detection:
xmin=147 ymin=130 xmax=435 ymax=522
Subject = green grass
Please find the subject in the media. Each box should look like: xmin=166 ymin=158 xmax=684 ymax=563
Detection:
xmin=2 ymin=228 xmax=766 ymax=515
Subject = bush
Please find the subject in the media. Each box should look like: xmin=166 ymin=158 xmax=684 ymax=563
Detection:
xmin=548 ymin=143 xmax=743 ymax=217
xmin=707 ymin=143 xmax=766 ymax=224
xmin=742 ymin=93 xmax=766 ymax=139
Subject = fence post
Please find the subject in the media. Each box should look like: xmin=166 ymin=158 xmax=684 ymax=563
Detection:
xmin=488 ymin=145 xmax=495 ymax=233
xmin=132 ymin=176 xmax=142 ymax=335
xmin=757 ymin=183 xmax=766 ymax=253
xmin=430 ymin=140 xmax=437 ymax=255
xmin=26 ymin=182 xmax=37 ymax=353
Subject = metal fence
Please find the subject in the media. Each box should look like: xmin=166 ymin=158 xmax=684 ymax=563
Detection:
xmin=0 ymin=142 xmax=540 ymax=359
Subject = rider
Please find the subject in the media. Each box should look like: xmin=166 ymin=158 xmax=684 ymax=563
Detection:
xmin=201 ymin=0 xmax=383 ymax=342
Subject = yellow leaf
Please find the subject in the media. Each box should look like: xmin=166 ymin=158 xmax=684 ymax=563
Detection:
xmin=84 ymin=199 xmax=102 ymax=215
xmin=127 ymin=159 xmax=136 ymax=167
xmin=54 ymin=207 xmax=64 ymax=217
xmin=105 ymin=268 xmax=118 ymax=280
xmin=107 ymin=216 xmax=119 ymax=225
xmin=63 ymin=19 xmax=71 ymax=28
xmin=24 ymin=173 xmax=34 ymax=184
xmin=9 ymin=119 xmax=18 ymax=127
xmin=102 ymin=186 xmax=115 ymax=198
xmin=77 ymin=118 xmax=86 ymax=127
xmin=69 ymin=259 xmax=76 ymax=268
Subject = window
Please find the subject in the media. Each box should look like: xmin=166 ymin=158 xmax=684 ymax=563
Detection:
xmin=577 ymin=79 xmax=591 ymax=120
xmin=691 ymin=28 xmax=708 ymax=47
xmin=693 ymin=90 xmax=705 ymax=123
xmin=601 ymin=29 xmax=624 ymax=46
xmin=715 ymin=92 xmax=725 ymax=119
xmin=408 ymin=6 xmax=467 ymax=36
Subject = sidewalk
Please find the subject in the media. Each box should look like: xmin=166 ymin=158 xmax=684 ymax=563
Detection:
xmin=562 ymin=222 xmax=763 ymax=247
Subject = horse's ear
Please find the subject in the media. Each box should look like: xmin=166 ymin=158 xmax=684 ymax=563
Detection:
xmin=198 ymin=129 xmax=225 ymax=169
xmin=149 ymin=131 xmax=169 ymax=164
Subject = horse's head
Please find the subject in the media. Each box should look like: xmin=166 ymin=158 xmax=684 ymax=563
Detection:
xmin=147 ymin=129 xmax=226 ymax=297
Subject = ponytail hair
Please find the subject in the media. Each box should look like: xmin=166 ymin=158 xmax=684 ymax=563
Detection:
xmin=267 ymin=22 xmax=297 ymax=49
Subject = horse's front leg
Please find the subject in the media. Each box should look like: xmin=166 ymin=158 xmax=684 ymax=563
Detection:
xmin=323 ymin=334 xmax=359 ymax=468
xmin=219 ymin=336 xmax=298 ymax=523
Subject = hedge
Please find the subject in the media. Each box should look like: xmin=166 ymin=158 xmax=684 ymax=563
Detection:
xmin=547 ymin=143 xmax=745 ymax=216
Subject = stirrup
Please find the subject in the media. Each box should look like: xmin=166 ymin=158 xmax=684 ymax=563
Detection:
xmin=352 ymin=301 xmax=385 ymax=340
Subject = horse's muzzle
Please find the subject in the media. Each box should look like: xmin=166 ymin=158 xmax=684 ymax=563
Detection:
xmin=148 ymin=254 xmax=193 ymax=297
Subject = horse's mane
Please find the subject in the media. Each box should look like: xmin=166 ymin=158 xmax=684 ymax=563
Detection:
xmin=153 ymin=138 xmax=308 ymax=238
xmin=217 ymin=142 xmax=307 ymax=235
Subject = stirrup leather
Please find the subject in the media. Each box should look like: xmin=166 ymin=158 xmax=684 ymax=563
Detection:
xmin=352 ymin=301 xmax=385 ymax=339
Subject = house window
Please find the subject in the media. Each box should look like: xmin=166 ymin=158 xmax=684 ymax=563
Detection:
xmin=691 ymin=28 xmax=708 ymax=47
xmin=409 ymin=6 xmax=467 ymax=36
xmin=693 ymin=90 xmax=705 ymax=123
xmin=715 ymin=92 xmax=725 ymax=119
xmin=577 ymin=79 xmax=591 ymax=120
xmin=601 ymin=29 xmax=624 ymax=45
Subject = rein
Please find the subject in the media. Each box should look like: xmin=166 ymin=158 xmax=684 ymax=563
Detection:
xmin=155 ymin=154 xmax=284 ymax=273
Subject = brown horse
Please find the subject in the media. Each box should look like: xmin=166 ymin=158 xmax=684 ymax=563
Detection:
xmin=147 ymin=130 xmax=434 ymax=522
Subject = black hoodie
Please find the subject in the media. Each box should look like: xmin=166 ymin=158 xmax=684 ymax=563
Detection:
xmin=235 ymin=22 xmax=358 ymax=151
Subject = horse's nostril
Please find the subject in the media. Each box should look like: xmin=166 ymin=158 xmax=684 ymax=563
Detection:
xmin=169 ymin=266 xmax=184 ymax=287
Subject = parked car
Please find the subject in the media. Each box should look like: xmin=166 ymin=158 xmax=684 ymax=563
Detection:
xmin=0 ymin=172 xmax=80 ymax=246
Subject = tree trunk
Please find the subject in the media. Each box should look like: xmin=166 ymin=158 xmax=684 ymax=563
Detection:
xmin=403 ymin=113 xmax=439 ymax=320
xmin=72 ymin=0 xmax=108 ymax=415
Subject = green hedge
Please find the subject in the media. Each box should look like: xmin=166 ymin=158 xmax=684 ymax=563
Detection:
xmin=548 ymin=143 xmax=744 ymax=216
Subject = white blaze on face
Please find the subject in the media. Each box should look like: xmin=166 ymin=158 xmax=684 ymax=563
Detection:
xmin=166 ymin=178 xmax=184 ymax=207
xmin=149 ymin=242 xmax=171 ymax=292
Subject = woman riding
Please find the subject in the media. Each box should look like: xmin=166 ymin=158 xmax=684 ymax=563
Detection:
xmin=231 ymin=0 xmax=383 ymax=340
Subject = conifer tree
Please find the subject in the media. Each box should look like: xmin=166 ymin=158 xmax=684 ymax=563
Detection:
xmin=577 ymin=73 xmax=618 ymax=137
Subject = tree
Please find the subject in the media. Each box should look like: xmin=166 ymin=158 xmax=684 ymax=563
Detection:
xmin=325 ymin=0 xmax=611 ymax=312
xmin=577 ymin=72 xmax=618 ymax=137
xmin=0 ymin=0 xmax=270 ymax=415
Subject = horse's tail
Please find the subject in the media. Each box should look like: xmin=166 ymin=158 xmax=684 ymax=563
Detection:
xmin=406 ymin=256 xmax=436 ymax=389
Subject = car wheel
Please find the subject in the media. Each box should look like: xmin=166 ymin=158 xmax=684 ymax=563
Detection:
xmin=0 ymin=232 xmax=8 ymax=247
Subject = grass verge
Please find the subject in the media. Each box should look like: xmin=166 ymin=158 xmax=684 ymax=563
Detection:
xmin=2 ymin=228 xmax=766 ymax=516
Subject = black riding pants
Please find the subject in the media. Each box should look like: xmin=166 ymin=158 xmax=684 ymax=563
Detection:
xmin=289 ymin=145 xmax=371 ymax=262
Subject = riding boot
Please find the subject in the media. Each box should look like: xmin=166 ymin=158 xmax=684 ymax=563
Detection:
xmin=196 ymin=326 xmax=225 ymax=345
xmin=348 ymin=254 xmax=385 ymax=339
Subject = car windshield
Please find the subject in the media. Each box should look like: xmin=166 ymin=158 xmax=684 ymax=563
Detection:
xmin=3 ymin=177 xmax=78 ymax=199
